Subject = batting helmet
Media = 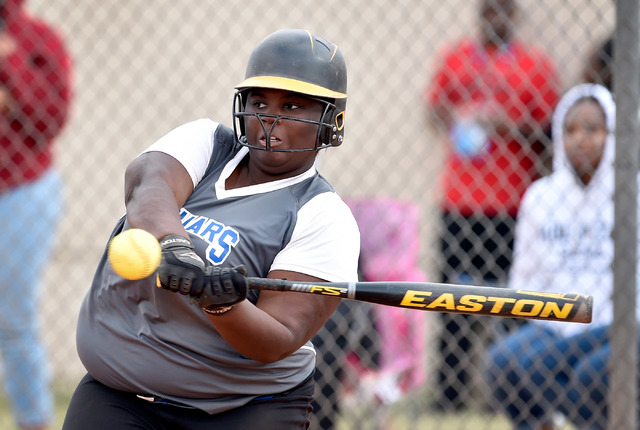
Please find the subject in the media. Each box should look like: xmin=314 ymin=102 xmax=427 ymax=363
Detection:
xmin=233 ymin=29 xmax=347 ymax=152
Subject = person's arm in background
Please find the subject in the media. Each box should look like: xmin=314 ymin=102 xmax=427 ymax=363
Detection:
xmin=425 ymin=45 xmax=457 ymax=133
xmin=0 ymin=21 xmax=73 ymax=144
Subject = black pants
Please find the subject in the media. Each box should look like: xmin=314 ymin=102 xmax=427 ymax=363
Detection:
xmin=436 ymin=210 xmax=525 ymax=409
xmin=62 ymin=373 xmax=314 ymax=430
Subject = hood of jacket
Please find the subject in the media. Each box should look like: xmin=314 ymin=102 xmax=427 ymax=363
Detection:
xmin=551 ymin=83 xmax=616 ymax=187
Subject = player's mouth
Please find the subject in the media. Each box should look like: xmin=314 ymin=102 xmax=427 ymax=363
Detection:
xmin=259 ymin=135 xmax=283 ymax=149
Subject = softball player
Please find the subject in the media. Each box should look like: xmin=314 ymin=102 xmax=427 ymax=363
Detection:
xmin=62 ymin=29 xmax=360 ymax=429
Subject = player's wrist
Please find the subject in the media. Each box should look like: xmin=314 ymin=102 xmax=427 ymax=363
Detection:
xmin=202 ymin=305 xmax=235 ymax=315
xmin=159 ymin=234 xmax=193 ymax=250
xmin=197 ymin=266 xmax=248 ymax=309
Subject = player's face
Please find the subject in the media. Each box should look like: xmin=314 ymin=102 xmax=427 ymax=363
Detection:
xmin=243 ymin=88 xmax=324 ymax=175
xmin=563 ymin=98 xmax=607 ymax=182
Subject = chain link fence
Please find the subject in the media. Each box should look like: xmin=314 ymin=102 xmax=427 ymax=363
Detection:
xmin=0 ymin=0 xmax=634 ymax=429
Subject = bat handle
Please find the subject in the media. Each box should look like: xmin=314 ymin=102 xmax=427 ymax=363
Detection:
xmin=246 ymin=277 xmax=290 ymax=292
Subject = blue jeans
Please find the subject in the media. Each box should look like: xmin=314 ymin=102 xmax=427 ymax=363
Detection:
xmin=0 ymin=169 xmax=61 ymax=427
xmin=484 ymin=323 xmax=615 ymax=430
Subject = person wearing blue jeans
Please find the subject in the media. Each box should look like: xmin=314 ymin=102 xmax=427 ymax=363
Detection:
xmin=484 ymin=84 xmax=636 ymax=430
xmin=485 ymin=324 xmax=614 ymax=429
xmin=0 ymin=1 xmax=73 ymax=428
xmin=0 ymin=169 xmax=62 ymax=429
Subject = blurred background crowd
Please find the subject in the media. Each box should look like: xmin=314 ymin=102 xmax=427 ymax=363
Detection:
xmin=0 ymin=0 xmax=635 ymax=429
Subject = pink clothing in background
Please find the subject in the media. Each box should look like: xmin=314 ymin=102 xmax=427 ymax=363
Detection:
xmin=345 ymin=197 xmax=427 ymax=398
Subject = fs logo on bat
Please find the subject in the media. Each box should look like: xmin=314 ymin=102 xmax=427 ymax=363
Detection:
xmin=400 ymin=290 xmax=575 ymax=319
xmin=304 ymin=285 xmax=344 ymax=295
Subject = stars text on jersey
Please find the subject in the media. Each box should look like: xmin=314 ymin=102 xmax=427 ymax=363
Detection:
xmin=180 ymin=208 xmax=240 ymax=265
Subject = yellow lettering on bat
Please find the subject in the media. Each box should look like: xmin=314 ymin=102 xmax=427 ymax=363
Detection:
xmin=457 ymin=295 xmax=486 ymax=312
xmin=539 ymin=302 xmax=574 ymax=319
xmin=427 ymin=293 xmax=456 ymax=310
xmin=517 ymin=290 xmax=570 ymax=300
xmin=511 ymin=299 xmax=544 ymax=316
xmin=398 ymin=291 xmax=576 ymax=320
xmin=309 ymin=286 xmax=343 ymax=296
xmin=400 ymin=290 xmax=432 ymax=307
xmin=486 ymin=297 xmax=517 ymax=313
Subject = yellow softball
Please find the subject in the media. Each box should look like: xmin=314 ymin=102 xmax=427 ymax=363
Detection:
xmin=108 ymin=228 xmax=162 ymax=280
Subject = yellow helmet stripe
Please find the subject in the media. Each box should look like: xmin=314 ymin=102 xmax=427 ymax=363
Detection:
xmin=306 ymin=30 xmax=314 ymax=51
xmin=235 ymin=76 xmax=347 ymax=99
xmin=329 ymin=46 xmax=338 ymax=62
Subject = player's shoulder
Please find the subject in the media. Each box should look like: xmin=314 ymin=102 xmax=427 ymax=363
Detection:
xmin=306 ymin=191 xmax=354 ymax=216
xmin=175 ymin=118 xmax=236 ymax=147
xmin=155 ymin=118 xmax=222 ymax=149
xmin=187 ymin=117 xmax=221 ymax=132
xmin=301 ymin=191 xmax=360 ymax=236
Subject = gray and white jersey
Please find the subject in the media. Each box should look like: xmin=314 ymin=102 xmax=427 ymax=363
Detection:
xmin=76 ymin=119 xmax=360 ymax=414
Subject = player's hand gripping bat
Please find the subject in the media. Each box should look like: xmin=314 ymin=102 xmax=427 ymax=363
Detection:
xmin=244 ymin=277 xmax=592 ymax=323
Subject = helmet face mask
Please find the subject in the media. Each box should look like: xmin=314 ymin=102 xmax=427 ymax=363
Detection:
xmin=233 ymin=90 xmax=341 ymax=152
xmin=233 ymin=29 xmax=347 ymax=152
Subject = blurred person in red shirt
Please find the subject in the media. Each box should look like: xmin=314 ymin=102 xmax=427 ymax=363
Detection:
xmin=425 ymin=0 xmax=560 ymax=410
xmin=0 ymin=1 xmax=73 ymax=429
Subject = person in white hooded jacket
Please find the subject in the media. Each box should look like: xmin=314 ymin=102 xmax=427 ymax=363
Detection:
xmin=483 ymin=83 xmax=637 ymax=430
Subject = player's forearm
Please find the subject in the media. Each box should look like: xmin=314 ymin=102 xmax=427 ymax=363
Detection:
xmin=125 ymin=183 xmax=188 ymax=239
xmin=124 ymin=158 xmax=190 ymax=239
xmin=207 ymin=301 xmax=311 ymax=364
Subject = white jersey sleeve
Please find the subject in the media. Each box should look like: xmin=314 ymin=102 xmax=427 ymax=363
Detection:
xmin=271 ymin=192 xmax=360 ymax=282
xmin=141 ymin=118 xmax=219 ymax=188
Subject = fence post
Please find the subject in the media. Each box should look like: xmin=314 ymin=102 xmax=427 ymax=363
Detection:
xmin=611 ymin=0 xmax=639 ymax=428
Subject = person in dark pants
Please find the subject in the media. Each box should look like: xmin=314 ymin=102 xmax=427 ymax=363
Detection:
xmin=425 ymin=0 xmax=560 ymax=410
xmin=62 ymin=28 xmax=360 ymax=430
xmin=438 ymin=212 xmax=518 ymax=410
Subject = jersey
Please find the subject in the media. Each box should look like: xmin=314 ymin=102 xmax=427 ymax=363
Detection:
xmin=75 ymin=118 xmax=360 ymax=414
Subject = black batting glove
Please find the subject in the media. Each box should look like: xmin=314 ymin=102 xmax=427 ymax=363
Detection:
xmin=198 ymin=265 xmax=249 ymax=311
xmin=157 ymin=235 xmax=205 ymax=295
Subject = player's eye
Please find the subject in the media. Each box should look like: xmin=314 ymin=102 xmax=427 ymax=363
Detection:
xmin=248 ymin=100 xmax=267 ymax=111
xmin=284 ymin=102 xmax=301 ymax=111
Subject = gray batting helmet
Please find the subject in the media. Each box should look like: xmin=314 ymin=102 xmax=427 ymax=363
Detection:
xmin=233 ymin=29 xmax=347 ymax=151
